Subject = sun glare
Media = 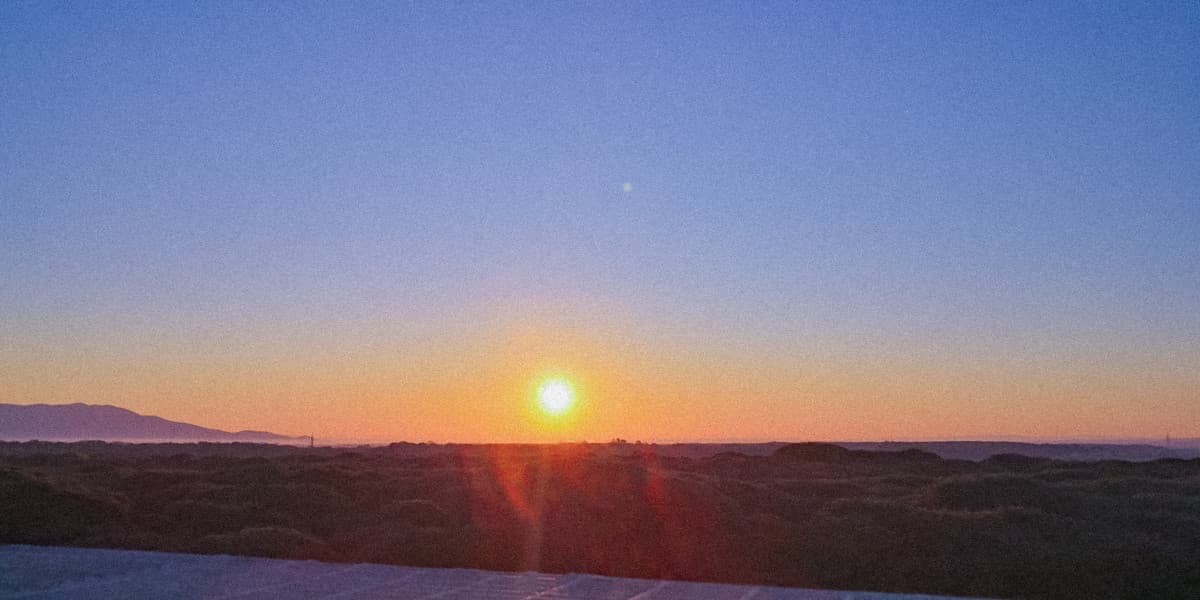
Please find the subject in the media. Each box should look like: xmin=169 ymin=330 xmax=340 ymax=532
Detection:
xmin=536 ymin=377 xmax=576 ymax=416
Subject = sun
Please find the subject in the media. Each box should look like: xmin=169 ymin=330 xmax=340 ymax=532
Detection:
xmin=536 ymin=377 xmax=576 ymax=416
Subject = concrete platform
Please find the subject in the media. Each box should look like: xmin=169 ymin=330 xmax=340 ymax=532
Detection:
xmin=0 ymin=545 xmax=990 ymax=600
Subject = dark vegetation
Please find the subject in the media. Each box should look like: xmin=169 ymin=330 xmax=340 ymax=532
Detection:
xmin=1 ymin=441 xmax=1198 ymax=599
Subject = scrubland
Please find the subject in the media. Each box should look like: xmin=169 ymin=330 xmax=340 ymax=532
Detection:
xmin=1 ymin=441 xmax=1197 ymax=599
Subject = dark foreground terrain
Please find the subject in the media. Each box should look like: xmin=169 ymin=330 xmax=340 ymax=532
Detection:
xmin=1 ymin=442 xmax=1197 ymax=599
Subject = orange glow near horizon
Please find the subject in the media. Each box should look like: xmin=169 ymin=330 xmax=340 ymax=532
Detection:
xmin=4 ymin=302 xmax=1199 ymax=444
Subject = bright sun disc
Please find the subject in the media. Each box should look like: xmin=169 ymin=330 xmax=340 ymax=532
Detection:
xmin=537 ymin=378 xmax=576 ymax=416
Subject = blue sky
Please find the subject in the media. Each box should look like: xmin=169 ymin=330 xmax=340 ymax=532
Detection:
xmin=2 ymin=2 xmax=1198 ymax=440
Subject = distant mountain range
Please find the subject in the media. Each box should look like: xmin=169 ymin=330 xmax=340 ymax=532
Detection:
xmin=0 ymin=403 xmax=305 ymax=443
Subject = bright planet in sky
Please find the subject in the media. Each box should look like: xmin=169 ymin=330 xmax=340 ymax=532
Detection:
xmin=536 ymin=378 xmax=576 ymax=416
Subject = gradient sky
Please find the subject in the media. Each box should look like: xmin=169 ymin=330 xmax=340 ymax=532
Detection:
xmin=2 ymin=2 xmax=1198 ymax=442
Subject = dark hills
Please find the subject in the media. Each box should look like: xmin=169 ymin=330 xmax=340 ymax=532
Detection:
xmin=2 ymin=440 xmax=1199 ymax=599
xmin=644 ymin=440 xmax=1200 ymax=462
xmin=0 ymin=403 xmax=304 ymax=444
xmin=839 ymin=440 xmax=1200 ymax=461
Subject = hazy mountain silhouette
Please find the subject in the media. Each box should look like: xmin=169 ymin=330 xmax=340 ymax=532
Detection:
xmin=0 ymin=403 xmax=303 ymax=443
